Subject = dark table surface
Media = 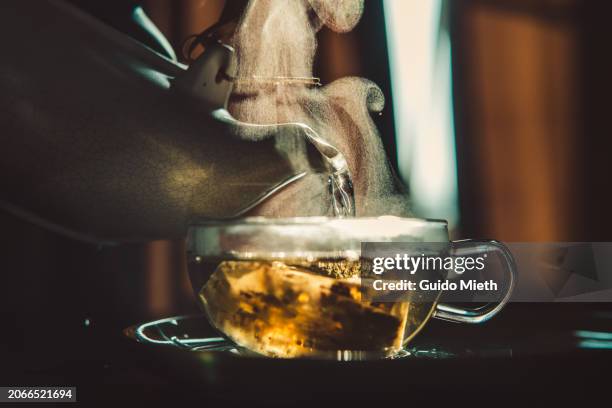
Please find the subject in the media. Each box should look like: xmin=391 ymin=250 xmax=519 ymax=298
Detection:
xmin=1 ymin=303 xmax=611 ymax=406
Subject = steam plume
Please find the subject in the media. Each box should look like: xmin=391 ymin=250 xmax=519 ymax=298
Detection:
xmin=229 ymin=0 xmax=410 ymax=216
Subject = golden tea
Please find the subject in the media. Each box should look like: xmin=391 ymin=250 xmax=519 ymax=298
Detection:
xmin=195 ymin=259 xmax=435 ymax=358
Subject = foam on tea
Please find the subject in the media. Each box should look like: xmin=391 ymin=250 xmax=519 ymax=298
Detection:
xmin=199 ymin=260 xmax=432 ymax=358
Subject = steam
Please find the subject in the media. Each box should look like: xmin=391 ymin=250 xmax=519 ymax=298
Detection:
xmin=228 ymin=0 xmax=410 ymax=216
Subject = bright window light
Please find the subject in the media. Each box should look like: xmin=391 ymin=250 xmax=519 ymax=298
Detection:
xmin=384 ymin=0 xmax=459 ymax=228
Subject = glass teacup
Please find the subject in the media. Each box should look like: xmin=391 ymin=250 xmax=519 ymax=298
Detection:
xmin=187 ymin=217 xmax=516 ymax=359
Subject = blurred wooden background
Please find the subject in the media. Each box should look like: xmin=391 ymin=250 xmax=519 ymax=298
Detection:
xmin=452 ymin=0 xmax=611 ymax=241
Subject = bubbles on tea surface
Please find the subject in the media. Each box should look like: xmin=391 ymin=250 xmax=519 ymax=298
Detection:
xmin=228 ymin=0 xmax=410 ymax=217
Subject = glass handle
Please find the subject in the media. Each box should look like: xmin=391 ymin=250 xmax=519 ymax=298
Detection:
xmin=433 ymin=240 xmax=517 ymax=324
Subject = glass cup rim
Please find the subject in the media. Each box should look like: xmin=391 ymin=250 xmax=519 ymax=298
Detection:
xmin=188 ymin=215 xmax=448 ymax=228
xmin=187 ymin=216 xmax=450 ymax=260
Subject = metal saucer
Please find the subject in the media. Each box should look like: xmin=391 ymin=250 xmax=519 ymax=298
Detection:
xmin=124 ymin=314 xmax=480 ymax=360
